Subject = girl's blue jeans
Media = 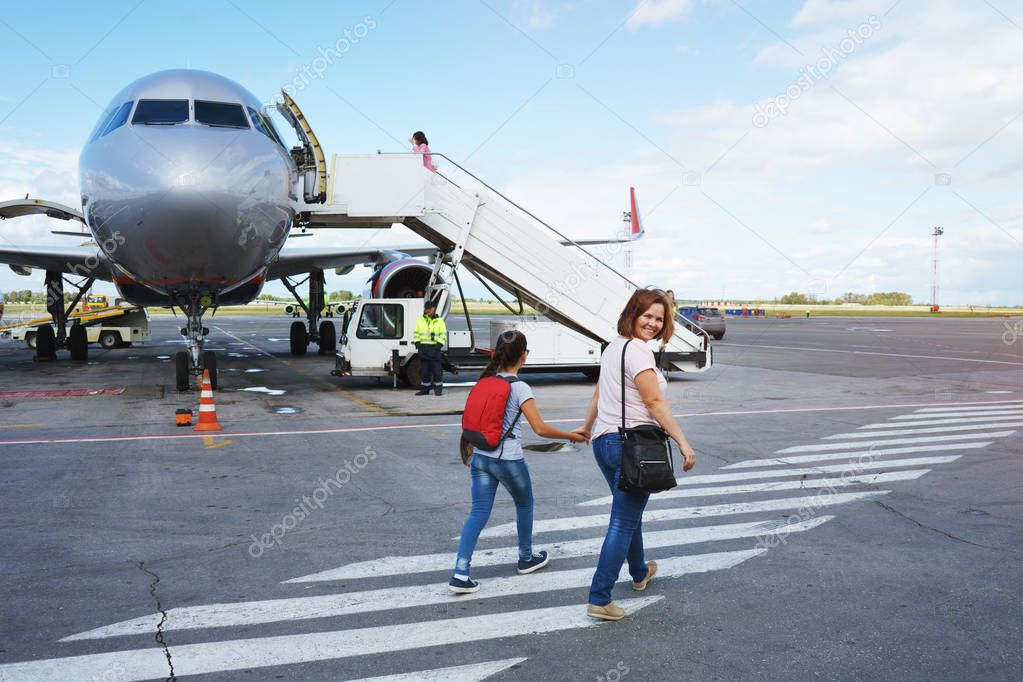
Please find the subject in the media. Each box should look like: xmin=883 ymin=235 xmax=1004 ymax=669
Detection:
xmin=454 ymin=454 xmax=534 ymax=576
xmin=588 ymin=433 xmax=651 ymax=606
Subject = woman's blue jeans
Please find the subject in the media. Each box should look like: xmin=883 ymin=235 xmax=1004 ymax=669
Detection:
xmin=588 ymin=433 xmax=651 ymax=606
xmin=454 ymin=454 xmax=534 ymax=576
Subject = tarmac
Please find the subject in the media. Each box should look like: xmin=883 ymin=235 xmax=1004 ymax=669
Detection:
xmin=0 ymin=314 xmax=1020 ymax=680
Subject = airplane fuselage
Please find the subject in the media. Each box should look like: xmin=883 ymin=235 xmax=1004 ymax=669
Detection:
xmin=78 ymin=70 xmax=297 ymax=306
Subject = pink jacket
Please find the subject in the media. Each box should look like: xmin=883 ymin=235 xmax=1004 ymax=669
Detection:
xmin=413 ymin=143 xmax=437 ymax=172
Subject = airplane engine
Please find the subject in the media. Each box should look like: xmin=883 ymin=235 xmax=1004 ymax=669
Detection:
xmin=363 ymin=258 xmax=451 ymax=316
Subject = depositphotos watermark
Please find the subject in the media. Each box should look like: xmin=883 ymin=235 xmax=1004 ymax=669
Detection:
xmin=281 ymin=16 xmax=378 ymax=99
xmin=752 ymin=15 xmax=882 ymax=128
xmin=1002 ymin=320 xmax=1022 ymax=345
xmin=248 ymin=446 xmax=377 ymax=557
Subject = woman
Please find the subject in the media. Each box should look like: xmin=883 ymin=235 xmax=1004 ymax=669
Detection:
xmin=576 ymin=288 xmax=697 ymax=620
xmin=411 ymin=131 xmax=437 ymax=173
xmin=450 ymin=330 xmax=586 ymax=594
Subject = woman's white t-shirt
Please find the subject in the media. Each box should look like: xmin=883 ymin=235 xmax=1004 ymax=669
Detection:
xmin=592 ymin=336 xmax=667 ymax=440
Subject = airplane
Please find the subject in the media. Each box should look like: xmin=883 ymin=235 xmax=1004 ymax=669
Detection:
xmin=0 ymin=69 xmax=642 ymax=391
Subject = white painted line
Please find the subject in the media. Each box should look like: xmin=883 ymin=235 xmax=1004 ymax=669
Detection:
xmin=477 ymin=491 xmax=888 ymax=538
xmin=347 ymin=658 xmax=528 ymax=682
xmin=986 ymin=391 xmax=1014 ymax=394
xmin=578 ymin=470 xmax=928 ymax=507
xmin=286 ymin=517 xmax=832 ymax=583
xmin=722 ymin=443 xmax=989 ymax=468
xmin=777 ymin=432 xmax=1016 ymax=453
xmin=863 ymin=415 xmax=1023 ymax=428
xmin=65 ymin=552 xmax=753 ymax=642
xmin=891 ymin=410 xmax=1023 ymax=420
xmin=715 ymin=342 xmax=1023 ymax=367
xmin=676 ymin=456 xmax=960 ymax=484
xmin=826 ymin=422 xmax=1023 ymax=439
xmin=5 ymin=598 xmax=663 ymax=681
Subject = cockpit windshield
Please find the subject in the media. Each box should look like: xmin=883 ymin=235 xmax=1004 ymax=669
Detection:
xmin=195 ymin=100 xmax=249 ymax=129
xmin=247 ymin=106 xmax=285 ymax=147
xmin=132 ymin=99 xmax=189 ymax=125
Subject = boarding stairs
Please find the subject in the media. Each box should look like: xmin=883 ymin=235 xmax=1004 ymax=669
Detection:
xmin=316 ymin=153 xmax=710 ymax=371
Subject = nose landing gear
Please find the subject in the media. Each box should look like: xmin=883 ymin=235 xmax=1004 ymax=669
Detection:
xmin=173 ymin=294 xmax=218 ymax=391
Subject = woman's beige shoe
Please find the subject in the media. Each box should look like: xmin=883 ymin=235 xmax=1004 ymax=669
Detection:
xmin=633 ymin=560 xmax=658 ymax=591
xmin=586 ymin=601 xmax=626 ymax=621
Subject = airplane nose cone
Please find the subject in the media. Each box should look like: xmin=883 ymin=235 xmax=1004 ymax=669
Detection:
xmin=81 ymin=127 xmax=294 ymax=294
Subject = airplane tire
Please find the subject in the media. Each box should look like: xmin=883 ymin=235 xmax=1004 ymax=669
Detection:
xmin=290 ymin=321 xmax=308 ymax=356
xmin=202 ymin=350 xmax=219 ymax=390
xmin=318 ymin=321 xmax=336 ymax=355
xmin=174 ymin=352 xmax=190 ymax=392
xmin=69 ymin=325 xmax=88 ymax=361
xmin=35 ymin=325 xmax=56 ymax=360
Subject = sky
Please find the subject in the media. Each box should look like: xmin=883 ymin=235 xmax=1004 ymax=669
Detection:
xmin=1 ymin=0 xmax=1022 ymax=306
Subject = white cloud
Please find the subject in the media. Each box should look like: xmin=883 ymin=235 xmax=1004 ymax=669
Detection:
xmin=627 ymin=0 xmax=693 ymax=30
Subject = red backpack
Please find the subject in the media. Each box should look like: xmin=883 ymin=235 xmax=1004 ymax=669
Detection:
xmin=462 ymin=375 xmax=522 ymax=456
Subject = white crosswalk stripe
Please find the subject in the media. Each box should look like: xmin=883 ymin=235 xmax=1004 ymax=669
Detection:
xmin=825 ymin=423 xmax=1023 ymax=439
xmin=0 ymin=598 xmax=663 ymax=681
xmin=347 ymin=659 xmax=528 ymax=682
xmin=915 ymin=401 xmax=1023 ymax=413
xmin=675 ymin=456 xmax=961 ymax=484
xmin=862 ymin=414 xmax=1023 ymax=428
xmin=891 ymin=409 xmax=1023 ymax=421
xmin=777 ymin=431 xmax=1016 ymax=453
xmin=578 ymin=470 xmax=928 ymax=507
xmin=65 ymin=550 xmax=762 ymax=641
xmin=476 ymin=491 xmax=889 ymax=538
xmin=3 ymin=404 xmax=999 ymax=680
xmin=287 ymin=517 xmax=830 ymax=583
xmin=721 ymin=442 xmax=989 ymax=468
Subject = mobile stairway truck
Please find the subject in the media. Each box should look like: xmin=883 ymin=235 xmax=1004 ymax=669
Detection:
xmin=332 ymin=296 xmax=606 ymax=387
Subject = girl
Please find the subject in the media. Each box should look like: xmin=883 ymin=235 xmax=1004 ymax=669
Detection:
xmin=449 ymin=330 xmax=586 ymax=593
xmin=411 ymin=131 xmax=437 ymax=173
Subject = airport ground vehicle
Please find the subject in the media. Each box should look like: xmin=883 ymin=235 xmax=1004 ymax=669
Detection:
xmin=333 ymin=298 xmax=610 ymax=387
xmin=1 ymin=306 xmax=150 ymax=352
xmin=678 ymin=306 xmax=726 ymax=340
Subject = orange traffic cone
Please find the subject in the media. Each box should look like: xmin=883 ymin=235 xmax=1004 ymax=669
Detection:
xmin=194 ymin=369 xmax=223 ymax=432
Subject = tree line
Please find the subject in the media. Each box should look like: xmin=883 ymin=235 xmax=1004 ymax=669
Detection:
xmin=776 ymin=291 xmax=914 ymax=306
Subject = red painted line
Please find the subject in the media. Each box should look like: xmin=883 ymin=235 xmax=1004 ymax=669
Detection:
xmin=0 ymin=388 xmax=125 ymax=399
xmin=0 ymin=398 xmax=1020 ymax=447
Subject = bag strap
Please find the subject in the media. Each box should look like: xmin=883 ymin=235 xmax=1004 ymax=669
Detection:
xmin=620 ymin=339 xmax=633 ymax=431
xmin=497 ymin=375 xmax=523 ymax=460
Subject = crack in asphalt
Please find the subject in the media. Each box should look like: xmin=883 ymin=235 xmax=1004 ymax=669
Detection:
xmin=873 ymin=501 xmax=1023 ymax=555
xmin=137 ymin=561 xmax=175 ymax=681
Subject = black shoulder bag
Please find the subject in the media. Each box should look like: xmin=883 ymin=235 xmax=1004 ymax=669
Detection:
xmin=617 ymin=340 xmax=678 ymax=493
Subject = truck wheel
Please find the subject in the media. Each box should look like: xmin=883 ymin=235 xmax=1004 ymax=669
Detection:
xmin=25 ymin=332 xmax=36 ymax=350
xmin=290 ymin=321 xmax=308 ymax=356
xmin=69 ymin=326 xmax=89 ymax=361
xmin=202 ymin=350 xmax=219 ymax=390
xmin=35 ymin=325 xmax=56 ymax=360
xmin=582 ymin=367 xmax=600 ymax=382
xmin=174 ymin=352 xmax=190 ymax=391
xmin=317 ymin=320 xmax=337 ymax=355
xmin=99 ymin=331 xmax=121 ymax=349
xmin=402 ymin=356 xmax=422 ymax=388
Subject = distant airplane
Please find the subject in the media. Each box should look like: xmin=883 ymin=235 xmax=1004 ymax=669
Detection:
xmin=0 ymin=69 xmax=641 ymax=390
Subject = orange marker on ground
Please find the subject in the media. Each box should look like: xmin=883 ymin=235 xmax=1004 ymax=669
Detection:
xmin=194 ymin=369 xmax=222 ymax=432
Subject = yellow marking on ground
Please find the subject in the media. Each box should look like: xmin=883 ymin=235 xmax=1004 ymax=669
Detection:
xmin=213 ymin=326 xmax=389 ymax=415
xmin=0 ymin=424 xmax=46 ymax=429
xmin=203 ymin=436 xmax=232 ymax=449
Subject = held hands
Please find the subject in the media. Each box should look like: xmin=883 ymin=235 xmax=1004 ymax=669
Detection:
xmin=570 ymin=428 xmax=591 ymax=445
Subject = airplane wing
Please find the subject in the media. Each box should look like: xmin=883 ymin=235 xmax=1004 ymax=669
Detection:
xmin=266 ymin=246 xmax=438 ymax=280
xmin=0 ymin=245 xmax=109 ymax=279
